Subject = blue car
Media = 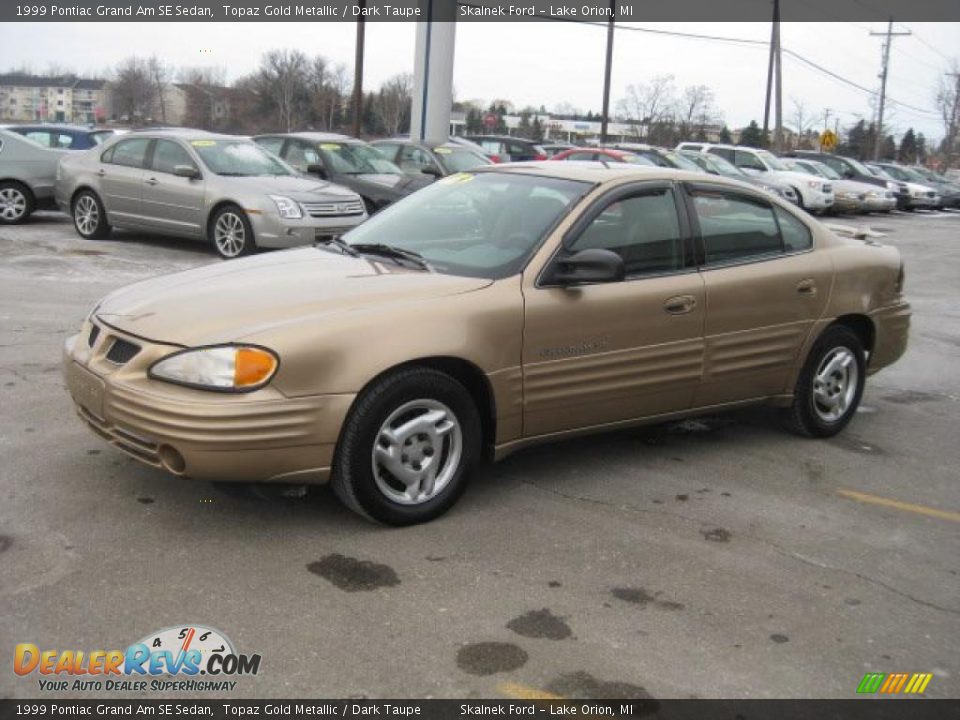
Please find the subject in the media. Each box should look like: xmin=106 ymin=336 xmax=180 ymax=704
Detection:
xmin=6 ymin=124 xmax=115 ymax=150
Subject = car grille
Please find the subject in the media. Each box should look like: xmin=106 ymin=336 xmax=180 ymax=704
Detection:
xmin=925 ymin=191 xmax=935 ymax=198
xmin=88 ymin=324 xmax=100 ymax=348
xmin=301 ymin=200 xmax=365 ymax=217
xmin=77 ymin=404 xmax=161 ymax=468
xmin=105 ymin=338 xmax=140 ymax=365
xmin=898 ymin=183 xmax=909 ymax=194
xmin=822 ymin=183 xmax=832 ymax=193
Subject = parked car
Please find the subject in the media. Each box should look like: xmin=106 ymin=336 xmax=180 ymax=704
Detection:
xmin=608 ymin=143 xmax=705 ymax=173
xmin=254 ymin=133 xmax=432 ymax=213
xmin=63 ymin=162 xmax=909 ymax=525
xmin=782 ymin=158 xmax=893 ymax=214
xmin=550 ymin=147 xmax=656 ymax=165
xmin=679 ymin=149 xmax=799 ymax=205
xmin=0 ymin=127 xmax=68 ymax=224
xmin=463 ymin=135 xmax=548 ymax=162
xmin=867 ymin=162 xmax=940 ymax=211
xmin=700 ymin=144 xmax=834 ymax=213
xmin=787 ymin=150 xmax=908 ymax=210
xmin=7 ymin=124 xmax=115 ymax=150
xmin=540 ymin=142 xmax=577 ymax=157
xmin=56 ymin=129 xmax=366 ymax=258
xmin=901 ymin=166 xmax=960 ymax=209
xmin=370 ymin=138 xmax=491 ymax=178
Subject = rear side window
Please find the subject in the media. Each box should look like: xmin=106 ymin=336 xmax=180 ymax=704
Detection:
xmin=571 ymin=188 xmax=684 ymax=277
xmin=693 ymin=192 xmax=782 ymax=265
xmin=151 ymin=140 xmax=196 ymax=174
xmin=255 ymin=136 xmax=284 ymax=155
xmin=707 ymin=147 xmax=735 ymax=162
xmin=106 ymin=138 xmax=150 ymax=169
xmin=565 ymin=151 xmax=596 ymax=161
xmin=734 ymin=150 xmax=765 ymax=171
xmin=775 ymin=207 xmax=813 ymax=252
xmin=373 ymin=142 xmax=402 ymax=162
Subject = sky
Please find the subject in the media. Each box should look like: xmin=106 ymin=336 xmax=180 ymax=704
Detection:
xmin=0 ymin=21 xmax=956 ymax=140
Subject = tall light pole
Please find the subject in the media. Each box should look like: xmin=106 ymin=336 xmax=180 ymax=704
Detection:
xmin=870 ymin=18 xmax=911 ymax=160
xmin=351 ymin=0 xmax=366 ymax=138
xmin=600 ymin=0 xmax=615 ymax=145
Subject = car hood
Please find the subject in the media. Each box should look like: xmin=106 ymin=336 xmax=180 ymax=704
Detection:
xmin=95 ymin=248 xmax=491 ymax=346
xmin=768 ymin=169 xmax=831 ymax=187
xmin=905 ymin=182 xmax=936 ymax=194
xmin=223 ymin=175 xmax=359 ymax=202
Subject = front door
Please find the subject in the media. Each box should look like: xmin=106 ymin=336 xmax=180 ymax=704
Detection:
xmin=139 ymin=139 xmax=205 ymax=238
xmin=522 ymin=182 xmax=705 ymax=437
xmin=685 ymin=184 xmax=832 ymax=406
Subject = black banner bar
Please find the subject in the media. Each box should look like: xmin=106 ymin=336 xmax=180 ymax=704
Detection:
xmin=1 ymin=0 xmax=959 ymax=22
xmin=2 ymin=700 xmax=960 ymax=720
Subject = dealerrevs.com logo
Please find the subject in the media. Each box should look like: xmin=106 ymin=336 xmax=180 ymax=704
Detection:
xmin=14 ymin=624 xmax=261 ymax=693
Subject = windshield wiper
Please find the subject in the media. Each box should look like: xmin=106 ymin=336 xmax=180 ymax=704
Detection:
xmin=216 ymin=172 xmax=250 ymax=176
xmin=315 ymin=235 xmax=360 ymax=257
xmin=351 ymin=243 xmax=430 ymax=270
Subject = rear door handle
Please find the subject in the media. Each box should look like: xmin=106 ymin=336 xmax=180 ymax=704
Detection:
xmin=96 ymin=169 xmax=106 ymax=177
xmin=144 ymin=177 xmax=158 ymax=186
xmin=796 ymin=279 xmax=818 ymax=296
xmin=663 ymin=295 xmax=697 ymax=315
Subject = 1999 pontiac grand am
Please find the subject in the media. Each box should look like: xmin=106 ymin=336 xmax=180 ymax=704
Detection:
xmin=63 ymin=163 xmax=910 ymax=525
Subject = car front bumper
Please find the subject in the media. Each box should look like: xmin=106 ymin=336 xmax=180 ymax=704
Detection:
xmin=62 ymin=321 xmax=356 ymax=484
xmin=249 ymin=210 xmax=367 ymax=249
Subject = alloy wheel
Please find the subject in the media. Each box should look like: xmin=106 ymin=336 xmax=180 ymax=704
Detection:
xmin=74 ymin=195 xmax=99 ymax=235
xmin=0 ymin=187 xmax=27 ymax=222
xmin=214 ymin=212 xmax=246 ymax=258
xmin=812 ymin=346 xmax=858 ymax=423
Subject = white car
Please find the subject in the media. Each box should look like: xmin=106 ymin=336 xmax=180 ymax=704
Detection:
xmin=868 ymin=163 xmax=941 ymax=211
xmin=691 ymin=144 xmax=834 ymax=213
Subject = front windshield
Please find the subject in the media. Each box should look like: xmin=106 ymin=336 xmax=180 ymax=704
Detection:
xmin=342 ymin=172 xmax=592 ymax=279
xmin=878 ymin=165 xmax=910 ymax=181
xmin=757 ymin=150 xmax=789 ymax=171
xmin=434 ymin=147 xmax=490 ymax=173
xmin=899 ymin=167 xmax=929 ymax=183
xmin=843 ymin=156 xmax=874 ymax=175
xmin=191 ymin=140 xmax=292 ymax=177
xmin=319 ymin=142 xmax=403 ymax=175
xmin=704 ymin=154 xmax=746 ymax=178
xmin=663 ymin=151 xmax=702 ymax=172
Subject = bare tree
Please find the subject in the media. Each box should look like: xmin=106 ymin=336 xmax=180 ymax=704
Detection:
xmin=790 ymin=98 xmax=812 ymax=150
xmin=112 ymin=56 xmax=157 ymax=124
xmin=258 ymin=49 xmax=310 ymax=131
xmin=936 ymin=62 xmax=960 ymax=169
xmin=616 ymin=75 xmax=676 ymax=140
xmin=676 ymin=84 xmax=715 ymax=140
xmin=326 ymin=63 xmax=350 ymax=130
xmin=147 ymin=56 xmax=172 ymax=125
xmin=374 ymin=72 xmax=413 ymax=136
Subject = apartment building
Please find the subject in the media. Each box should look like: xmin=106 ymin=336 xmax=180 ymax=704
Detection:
xmin=0 ymin=74 xmax=108 ymax=124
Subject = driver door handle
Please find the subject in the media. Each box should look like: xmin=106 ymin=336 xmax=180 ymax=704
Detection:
xmin=796 ymin=278 xmax=818 ymax=296
xmin=144 ymin=177 xmax=158 ymax=186
xmin=663 ymin=295 xmax=697 ymax=315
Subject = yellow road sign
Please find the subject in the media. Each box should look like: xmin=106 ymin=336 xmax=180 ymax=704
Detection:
xmin=820 ymin=129 xmax=838 ymax=151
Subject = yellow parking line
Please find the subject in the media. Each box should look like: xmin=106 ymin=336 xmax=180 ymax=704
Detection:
xmin=837 ymin=489 xmax=960 ymax=523
xmin=497 ymin=682 xmax=564 ymax=700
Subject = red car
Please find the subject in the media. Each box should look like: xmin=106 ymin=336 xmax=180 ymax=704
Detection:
xmin=550 ymin=147 xmax=656 ymax=165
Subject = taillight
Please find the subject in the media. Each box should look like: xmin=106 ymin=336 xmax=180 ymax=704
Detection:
xmin=534 ymin=154 xmax=548 ymax=161
xmin=488 ymin=154 xmax=501 ymax=163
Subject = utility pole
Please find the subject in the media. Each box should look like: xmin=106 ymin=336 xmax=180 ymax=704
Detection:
xmin=762 ymin=0 xmax=779 ymax=146
xmin=600 ymin=0 xmax=615 ymax=145
xmin=351 ymin=0 xmax=366 ymax=138
xmin=823 ymin=108 xmax=831 ymax=131
xmin=773 ymin=10 xmax=783 ymax=151
xmin=870 ymin=18 xmax=911 ymax=160
xmin=945 ymin=71 xmax=960 ymax=170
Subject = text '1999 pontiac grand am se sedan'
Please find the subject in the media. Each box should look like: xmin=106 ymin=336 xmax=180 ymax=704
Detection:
xmin=63 ymin=164 xmax=910 ymax=525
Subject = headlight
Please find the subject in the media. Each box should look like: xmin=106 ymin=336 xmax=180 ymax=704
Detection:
xmin=806 ymin=181 xmax=822 ymax=190
xmin=886 ymin=181 xmax=898 ymax=191
xmin=269 ymin=195 xmax=302 ymax=219
xmin=149 ymin=345 xmax=279 ymax=392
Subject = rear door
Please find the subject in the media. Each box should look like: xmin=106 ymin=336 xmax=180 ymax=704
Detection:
xmin=139 ymin=139 xmax=205 ymax=238
xmin=522 ymin=181 xmax=705 ymax=436
xmin=686 ymin=184 xmax=831 ymax=406
xmin=98 ymin=137 xmax=151 ymax=225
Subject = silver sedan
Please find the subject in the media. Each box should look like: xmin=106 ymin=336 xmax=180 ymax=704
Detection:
xmin=0 ymin=128 xmax=68 ymax=224
xmin=55 ymin=129 xmax=367 ymax=259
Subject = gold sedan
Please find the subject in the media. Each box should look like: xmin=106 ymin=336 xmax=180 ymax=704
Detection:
xmin=63 ymin=163 xmax=910 ymax=525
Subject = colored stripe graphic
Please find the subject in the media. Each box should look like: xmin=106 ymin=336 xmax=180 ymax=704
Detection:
xmin=857 ymin=672 xmax=932 ymax=694
xmin=857 ymin=673 xmax=886 ymax=693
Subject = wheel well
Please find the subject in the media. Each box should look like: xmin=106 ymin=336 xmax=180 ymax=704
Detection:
xmin=832 ymin=314 xmax=876 ymax=355
xmin=206 ymin=200 xmax=242 ymax=236
xmin=369 ymin=357 xmax=497 ymax=453
xmin=0 ymin=178 xmax=34 ymax=198
xmin=70 ymin=185 xmax=98 ymax=207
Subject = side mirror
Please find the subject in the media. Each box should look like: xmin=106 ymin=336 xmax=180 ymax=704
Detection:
xmin=543 ymin=248 xmax=626 ymax=286
xmin=173 ymin=164 xmax=200 ymax=179
xmin=420 ymin=166 xmax=443 ymax=178
xmin=306 ymin=163 xmax=327 ymax=179
xmin=843 ymin=169 xmax=855 ymax=179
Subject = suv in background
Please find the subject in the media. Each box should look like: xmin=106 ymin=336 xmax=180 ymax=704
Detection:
xmin=787 ymin=150 xmax=907 ymax=209
xmin=463 ymin=135 xmax=547 ymax=162
xmin=7 ymin=124 xmax=115 ymax=150
xmin=701 ymin=144 xmax=834 ymax=213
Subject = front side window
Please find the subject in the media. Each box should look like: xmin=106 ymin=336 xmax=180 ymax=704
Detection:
xmin=343 ymin=172 xmax=591 ymax=280
xmin=693 ymin=192 xmax=782 ymax=265
xmin=775 ymin=207 xmax=813 ymax=252
xmin=284 ymin=141 xmax=321 ymax=171
xmin=151 ymin=140 xmax=196 ymax=175
xmin=255 ymin=136 xmax=285 ymax=155
xmin=734 ymin=150 xmax=766 ymax=171
xmin=565 ymin=151 xmax=596 ymax=161
xmin=398 ymin=145 xmax=435 ymax=172
xmin=191 ymin=139 xmax=292 ymax=177
xmin=707 ymin=147 xmax=735 ymax=162
xmin=108 ymin=138 xmax=151 ymax=169
xmin=570 ymin=188 xmax=684 ymax=277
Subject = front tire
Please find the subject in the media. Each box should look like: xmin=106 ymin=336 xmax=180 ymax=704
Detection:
xmin=0 ymin=181 xmax=34 ymax=225
xmin=209 ymin=205 xmax=256 ymax=259
xmin=72 ymin=190 xmax=111 ymax=239
xmin=332 ymin=367 xmax=481 ymax=525
xmin=784 ymin=325 xmax=866 ymax=438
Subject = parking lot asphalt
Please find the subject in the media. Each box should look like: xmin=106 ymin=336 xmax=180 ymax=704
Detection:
xmin=1 ymin=210 xmax=958 ymax=701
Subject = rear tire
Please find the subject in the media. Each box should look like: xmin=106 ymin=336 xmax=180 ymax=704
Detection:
xmin=209 ymin=204 xmax=256 ymax=259
xmin=0 ymin=181 xmax=34 ymax=225
xmin=784 ymin=325 xmax=866 ymax=438
xmin=72 ymin=190 xmax=111 ymax=239
xmin=332 ymin=367 xmax=481 ymax=525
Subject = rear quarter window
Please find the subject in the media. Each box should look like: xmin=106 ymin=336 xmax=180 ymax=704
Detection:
xmin=693 ymin=192 xmax=783 ymax=265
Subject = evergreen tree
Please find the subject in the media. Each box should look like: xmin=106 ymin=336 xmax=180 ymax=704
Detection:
xmin=740 ymin=120 xmax=763 ymax=148
xmin=719 ymin=125 xmax=733 ymax=144
xmin=881 ymin=134 xmax=896 ymax=160
xmin=898 ymin=128 xmax=917 ymax=163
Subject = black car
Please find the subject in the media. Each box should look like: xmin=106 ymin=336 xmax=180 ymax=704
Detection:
xmin=786 ymin=150 xmax=908 ymax=209
xmin=370 ymin=138 xmax=491 ymax=178
xmin=253 ymin=133 xmax=433 ymax=213
xmin=463 ymin=135 xmax=547 ymax=162
xmin=7 ymin=124 xmax=115 ymax=150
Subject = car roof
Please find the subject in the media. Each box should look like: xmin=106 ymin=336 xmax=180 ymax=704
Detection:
xmin=471 ymin=160 xmax=706 ymax=185
xmin=267 ymin=132 xmax=361 ymax=143
xmin=467 ymin=135 xmax=539 ymax=143
xmin=120 ymin=128 xmax=229 ymax=140
xmin=374 ymin=137 xmax=471 ymax=150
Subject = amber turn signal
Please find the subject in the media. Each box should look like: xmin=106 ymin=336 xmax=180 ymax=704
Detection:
xmin=234 ymin=347 xmax=278 ymax=388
